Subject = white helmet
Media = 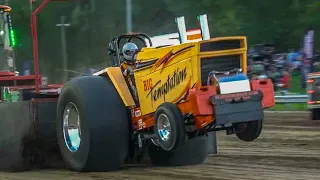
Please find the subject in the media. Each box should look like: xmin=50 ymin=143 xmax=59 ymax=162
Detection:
xmin=122 ymin=42 xmax=138 ymax=62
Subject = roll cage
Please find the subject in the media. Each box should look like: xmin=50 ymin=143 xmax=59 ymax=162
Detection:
xmin=108 ymin=33 xmax=153 ymax=67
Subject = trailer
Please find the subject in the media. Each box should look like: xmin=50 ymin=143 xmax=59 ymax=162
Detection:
xmin=307 ymin=72 xmax=320 ymax=120
xmin=0 ymin=1 xmax=63 ymax=171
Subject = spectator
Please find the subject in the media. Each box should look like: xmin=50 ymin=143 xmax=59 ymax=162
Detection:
xmin=290 ymin=53 xmax=302 ymax=71
xmin=251 ymin=73 xmax=257 ymax=80
xmin=270 ymin=66 xmax=281 ymax=90
xmin=280 ymin=70 xmax=290 ymax=94
xmin=287 ymin=49 xmax=299 ymax=62
xmin=287 ymin=49 xmax=300 ymax=69
xmin=262 ymin=57 xmax=270 ymax=72
xmin=247 ymin=59 xmax=253 ymax=72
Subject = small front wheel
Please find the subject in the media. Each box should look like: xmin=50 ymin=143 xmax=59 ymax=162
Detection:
xmin=153 ymin=102 xmax=186 ymax=151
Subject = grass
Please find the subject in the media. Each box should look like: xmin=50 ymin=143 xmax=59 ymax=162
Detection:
xmin=288 ymin=72 xmax=306 ymax=94
xmin=271 ymin=72 xmax=307 ymax=111
xmin=269 ymin=104 xmax=307 ymax=111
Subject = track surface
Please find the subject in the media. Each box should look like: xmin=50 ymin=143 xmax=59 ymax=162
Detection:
xmin=1 ymin=112 xmax=320 ymax=180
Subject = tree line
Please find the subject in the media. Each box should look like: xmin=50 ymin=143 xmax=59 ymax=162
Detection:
xmin=6 ymin=0 xmax=320 ymax=83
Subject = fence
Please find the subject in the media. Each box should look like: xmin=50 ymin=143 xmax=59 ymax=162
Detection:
xmin=274 ymin=94 xmax=308 ymax=103
xmin=272 ymin=94 xmax=308 ymax=111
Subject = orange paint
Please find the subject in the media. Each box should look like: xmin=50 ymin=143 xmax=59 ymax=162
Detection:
xmin=150 ymin=46 xmax=193 ymax=73
xmin=250 ymin=79 xmax=275 ymax=108
xmin=150 ymin=51 xmax=171 ymax=72
xmin=131 ymin=85 xmax=217 ymax=130
xmin=187 ymin=33 xmax=202 ymax=40
xmin=131 ymin=80 xmax=274 ymax=132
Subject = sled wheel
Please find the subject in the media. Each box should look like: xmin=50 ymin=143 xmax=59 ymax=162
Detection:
xmin=0 ymin=102 xmax=34 ymax=172
xmin=57 ymin=76 xmax=130 ymax=172
xmin=236 ymin=119 xmax=263 ymax=142
xmin=148 ymin=135 xmax=208 ymax=166
xmin=0 ymin=142 xmax=31 ymax=172
xmin=154 ymin=102 xmax=186 ymax=151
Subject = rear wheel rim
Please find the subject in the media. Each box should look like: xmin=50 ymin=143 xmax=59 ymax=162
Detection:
xmin=63 ymin=102 xmax=81 ymax=153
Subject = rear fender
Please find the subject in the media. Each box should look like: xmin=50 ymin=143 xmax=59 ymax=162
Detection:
xmin=187 ymin=86 xmax=216 ymax=116
xmin=93 ymin=67 xmax=135 ymax=107
xmin=250 ymin=79 xmax=275 ymax=108
xmin=181 ymin=86 xmax=216 ymax=128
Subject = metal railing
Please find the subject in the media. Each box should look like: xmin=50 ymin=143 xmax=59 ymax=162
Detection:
xmin=274 ymin=94 xmax=308 ymax=103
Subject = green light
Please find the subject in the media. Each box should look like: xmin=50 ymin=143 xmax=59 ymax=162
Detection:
xmin=9 ymin=29 xmax=16 ymax=47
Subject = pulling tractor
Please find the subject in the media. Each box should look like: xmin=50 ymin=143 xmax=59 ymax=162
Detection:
xmin=307 ymin=72 xmax=320 ymax=120
xmin=57 ymin=14 xmax=275 ymax=170
xmin=0 ymin=0 xmax=275 ymax=172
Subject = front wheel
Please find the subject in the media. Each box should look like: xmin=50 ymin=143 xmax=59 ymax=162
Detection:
xmin=153 ymin=102 xmax=186 ymax=151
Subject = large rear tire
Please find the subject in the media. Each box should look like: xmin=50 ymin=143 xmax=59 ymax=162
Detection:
xmin=56 ymin=76 xmax=130 ymax=172
xmin=148 ymin=135 xmax=208 ymax=166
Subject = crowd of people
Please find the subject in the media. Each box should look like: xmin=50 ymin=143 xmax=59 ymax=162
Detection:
xmin=247 ymin=44 xmax=319 ymax=94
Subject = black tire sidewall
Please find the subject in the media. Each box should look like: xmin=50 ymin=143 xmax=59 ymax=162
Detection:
xmin=236 ymin=120 xmax=263 ymax=142
xmin=56 ymin=76 xmax=130 ymax=172
xmin=56 ymin=83 xmax=90 ymax=171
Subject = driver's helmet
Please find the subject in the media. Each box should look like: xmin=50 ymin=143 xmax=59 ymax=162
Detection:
xmin=123 ymin=42 xmax=138 ymax=63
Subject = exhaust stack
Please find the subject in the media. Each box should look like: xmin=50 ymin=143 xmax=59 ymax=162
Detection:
xmin=175 ymin=14 xmax=211 ymax=44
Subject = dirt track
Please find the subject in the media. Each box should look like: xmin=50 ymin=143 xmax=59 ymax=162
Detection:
xmin=1 ymin=111 xmax=320 ymax=180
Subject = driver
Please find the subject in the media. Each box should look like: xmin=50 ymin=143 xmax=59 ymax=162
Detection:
xmin=120 ymin=42 xmax=139 ymax=105
xmin=120 ymin=42 xmax=138 ymax=77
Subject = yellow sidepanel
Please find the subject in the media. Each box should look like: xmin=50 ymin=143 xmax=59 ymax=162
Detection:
xmin=135 ymin=58 xmax=194 ymax=115
xmin=134 ymin=43 xmax=198 ymax=77
xmin=103 ymin=67 xmax=136 ymax=107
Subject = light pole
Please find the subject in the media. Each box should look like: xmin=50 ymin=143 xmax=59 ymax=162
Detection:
xmin=29 ymin=0 xmax=34 ymax=14
xmin=126 ymin=0 xmax=132 ymax=33
xmin=56 ymin=16 xmax=70 ymax=83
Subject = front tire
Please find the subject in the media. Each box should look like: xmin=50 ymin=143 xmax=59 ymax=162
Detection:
xmin=154 ymin=102 xmax=186 ymax=151
xmin=56 ymin=76 xmax=130 ymax=172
